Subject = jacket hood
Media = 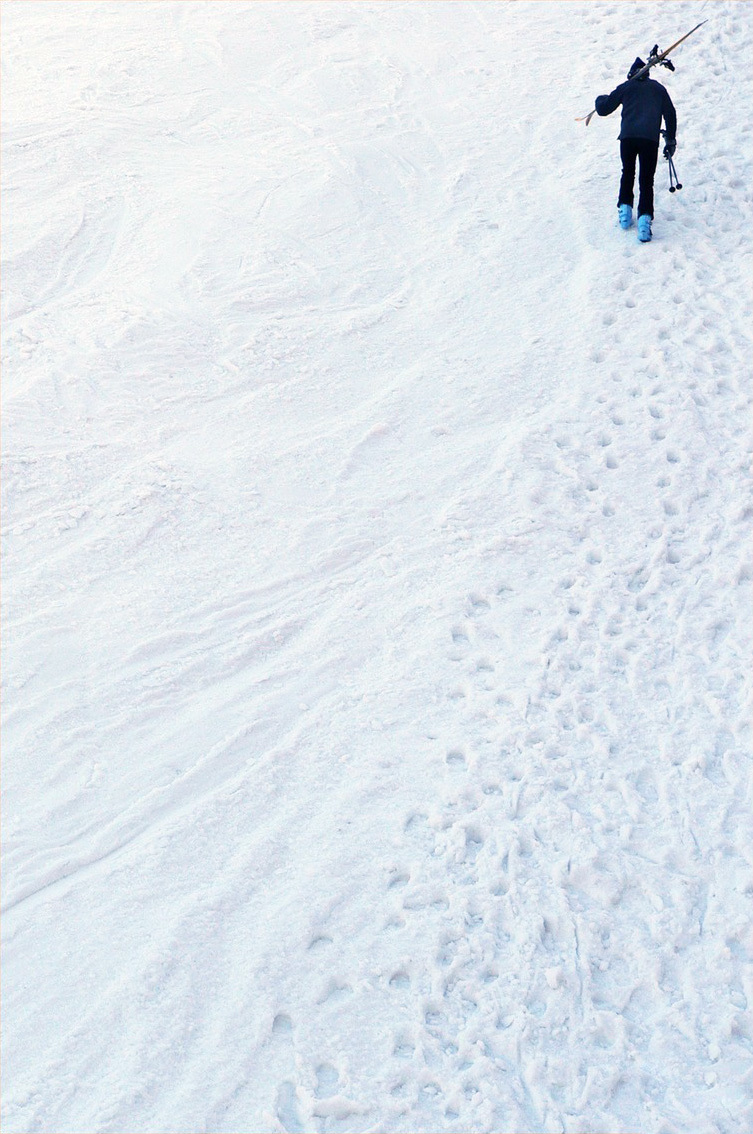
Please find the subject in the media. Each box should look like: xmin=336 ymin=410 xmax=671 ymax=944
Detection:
xmin=627 ymin=57 xmax=647 ymax=80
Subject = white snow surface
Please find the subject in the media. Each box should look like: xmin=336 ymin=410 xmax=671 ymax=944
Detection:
xmin=2 ymin=2 xmax=753 ymax=1132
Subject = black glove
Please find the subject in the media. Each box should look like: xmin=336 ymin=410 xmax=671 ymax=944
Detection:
xmin=663 ymin=138 xmax=677 ymax=159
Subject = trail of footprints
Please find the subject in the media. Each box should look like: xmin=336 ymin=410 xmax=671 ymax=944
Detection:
xmin=267 ymin=313 xmax=750 ymax=1130
xmin=395 ymin=350 xmax=748 ymax=1124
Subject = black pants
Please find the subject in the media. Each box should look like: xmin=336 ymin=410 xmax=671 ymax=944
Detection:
xmin=618 ymin=138 xmax=659 ymax=218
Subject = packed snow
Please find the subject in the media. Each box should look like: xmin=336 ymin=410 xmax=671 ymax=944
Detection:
xmin=2 ymin=2 xmax=752 ymax=1132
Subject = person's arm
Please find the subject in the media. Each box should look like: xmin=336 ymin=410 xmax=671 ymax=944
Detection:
xmin=662 ymin=89 xmax=677 ymax=144
xmin=595 ymin=82 xmax=627 ymax=117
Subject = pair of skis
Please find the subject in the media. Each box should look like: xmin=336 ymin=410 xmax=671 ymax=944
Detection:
xmin=576 ymin=20 xmax=707 ymax=125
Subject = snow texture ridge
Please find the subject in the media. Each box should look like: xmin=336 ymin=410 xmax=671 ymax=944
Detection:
xmin=2 ymin=2 xmax=752 ymax=1132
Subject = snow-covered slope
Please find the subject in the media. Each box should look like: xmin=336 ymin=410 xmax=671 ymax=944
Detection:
xmin=2 ymin=2 xmax=752 ymax=1132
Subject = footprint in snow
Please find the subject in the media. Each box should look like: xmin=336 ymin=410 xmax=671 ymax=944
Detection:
xmin=464 ymin=827 xmax=484 ymax=863
xmin=419 ymin=1082 xmax=443 ymax=1107
xmin=308 ymin=934 xmax=333 ymax=952
xmin=424 ymin=1005 xmax=447 ymax=1029
xmin=388 ymin=871 xmax=410 ymax=890
xmin=318 ymin=980 xmax=352 ymax=1005
xmin=446 ymin=748 xmax=466 ymax=769
xmin=276 ymin=1081 xmax=304 ymax=1134
xmin=272 ymin=1012 xmax=293 ymax=1037
xmin=467 ymin=593 xmax=491 ymax=615
xmin=393 ymin=1035 xmax=415 ymax=1059
xmin=315 ymin=1063 xmax=340 ymax=1099
xmin=403 ymin=811 xmax=435 ymax=852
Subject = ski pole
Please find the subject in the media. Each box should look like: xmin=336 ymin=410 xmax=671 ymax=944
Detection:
xmin=667 ymin=155 xmax=682 ymax=192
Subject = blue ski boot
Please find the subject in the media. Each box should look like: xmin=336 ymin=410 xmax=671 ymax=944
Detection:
xmin=618 ymin=204 xmax=633 ymax=229
xmin=637 ymin=214 xmax=653 ymax=242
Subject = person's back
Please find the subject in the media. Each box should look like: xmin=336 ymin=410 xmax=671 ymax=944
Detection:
xmin=597 ymin=75 xmax=676 ymax=143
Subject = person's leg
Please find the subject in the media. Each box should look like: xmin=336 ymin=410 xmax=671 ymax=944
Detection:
xmin=618 ymin=139 xmax=639 ymax=207
xmin=637 ymin=140 xmax=659 ymax=217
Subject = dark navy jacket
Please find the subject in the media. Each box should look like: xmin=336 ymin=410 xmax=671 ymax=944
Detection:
xmin=595 ymin=77 xmax=676 ymax=144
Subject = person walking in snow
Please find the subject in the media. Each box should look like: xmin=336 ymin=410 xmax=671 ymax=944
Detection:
xmin=594 ymin=57 xmax=677 ymax=243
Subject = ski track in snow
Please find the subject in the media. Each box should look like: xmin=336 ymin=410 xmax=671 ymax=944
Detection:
xmin=2 ymin=2 xmax=753 ymax=1133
